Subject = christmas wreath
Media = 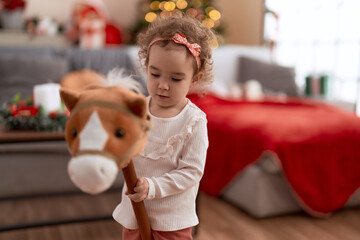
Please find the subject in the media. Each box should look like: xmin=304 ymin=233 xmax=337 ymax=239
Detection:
xmin=0 ymin=93 xmax=69 ymax=131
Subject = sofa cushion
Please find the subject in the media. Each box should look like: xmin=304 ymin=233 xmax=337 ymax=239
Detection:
xmin=0 ymin=46 xmax=66 ymax=58
xmin=67 ymin=48 xmax=147 ymax=94
xmin=67 ymin=48 xmax=134 ymax=75
xmin=238 ymin=56 xmax=298 ymax=96
xmin=0 ymin=55 xmax=69 ymax=104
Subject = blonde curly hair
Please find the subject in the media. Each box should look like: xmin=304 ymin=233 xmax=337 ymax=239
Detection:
xmin=137 ymin=14 xmax=216 ymax=89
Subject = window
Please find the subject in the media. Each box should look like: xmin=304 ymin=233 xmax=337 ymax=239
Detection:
xmin=265 ymin=0 xmax=360 ymax=102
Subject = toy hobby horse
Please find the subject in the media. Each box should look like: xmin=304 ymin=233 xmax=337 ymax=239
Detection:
xmin=60 ymin=69 xmax=152 ymax=240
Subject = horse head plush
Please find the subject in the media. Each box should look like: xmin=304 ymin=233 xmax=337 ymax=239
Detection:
xmin=60 ymin=84 xmax=150 ymax=194
xmin=60 ymin=69 xmax=153 ymax=240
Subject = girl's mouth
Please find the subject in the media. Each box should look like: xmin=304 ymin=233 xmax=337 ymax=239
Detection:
xmin=157 ymin=94 xmax=169 ymax=99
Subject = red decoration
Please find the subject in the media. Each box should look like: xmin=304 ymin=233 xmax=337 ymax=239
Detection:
xmin=105 ymin=23 xmax=122 ymax=45
xmin=11 ymin=106 xmax=39 ymax=118
xmin=1 ymin=0 xmax=26 ymax=10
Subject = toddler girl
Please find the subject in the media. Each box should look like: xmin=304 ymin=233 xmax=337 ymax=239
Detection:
xmin=113 ymin=14 xmax=215 ymax=240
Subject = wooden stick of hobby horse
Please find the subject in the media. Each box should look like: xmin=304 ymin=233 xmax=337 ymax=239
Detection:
xmin=122 ymin=160 xmax=152 ymax=240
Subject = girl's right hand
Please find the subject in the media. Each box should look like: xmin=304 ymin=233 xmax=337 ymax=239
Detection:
xmin=125 ymin=177 xmax=149 ymax=202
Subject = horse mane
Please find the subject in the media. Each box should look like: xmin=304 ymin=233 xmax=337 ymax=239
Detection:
xmin=99 ymin=68 xmax=145 ymax=94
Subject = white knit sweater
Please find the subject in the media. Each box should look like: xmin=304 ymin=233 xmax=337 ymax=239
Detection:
xmin=112 ymin=98 xmax=209 ymax=231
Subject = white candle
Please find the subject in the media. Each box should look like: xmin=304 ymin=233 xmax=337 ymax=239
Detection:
xmin=33 ymin=83 xmax=61 ymax=113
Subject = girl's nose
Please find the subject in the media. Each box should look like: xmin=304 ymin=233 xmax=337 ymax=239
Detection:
xmin=158 ymin=78 xmax=169 ymax=90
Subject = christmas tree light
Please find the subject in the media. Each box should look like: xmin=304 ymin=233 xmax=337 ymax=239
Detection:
xmin=130 ymin=0 xmax=224 ymax=45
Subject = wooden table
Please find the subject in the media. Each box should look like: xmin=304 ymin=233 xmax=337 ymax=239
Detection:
xmin=0 ymin=130 xmax=64 ymax=143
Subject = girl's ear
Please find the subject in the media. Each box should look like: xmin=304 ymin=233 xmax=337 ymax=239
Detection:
xmin=191 ymin=72 xmax=204 ymax=88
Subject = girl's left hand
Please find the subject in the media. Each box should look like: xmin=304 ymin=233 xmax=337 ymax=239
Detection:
xmin=126 ymin=177 xmax=149 ymax=202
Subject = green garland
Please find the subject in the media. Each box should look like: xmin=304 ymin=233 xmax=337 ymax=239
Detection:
xmin=0 ymin=93 xmax=68 ymax=132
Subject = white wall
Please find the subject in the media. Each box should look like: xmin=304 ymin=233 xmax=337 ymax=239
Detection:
xmin=24 ymin=0 xmax=73 ymax=23
xmin=214 ymin=0 xmax=264 ymax=45
xmin=24 ymin=0 xmax=141 ymax=28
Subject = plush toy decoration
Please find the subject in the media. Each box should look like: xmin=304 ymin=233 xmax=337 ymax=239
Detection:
xmin=66 ymin=1 xmax=123 ymax=47
xmin=78 ymin=6 xmax=106 ymax=49
xmin=59 ymin=70 xmax=152 ymax=240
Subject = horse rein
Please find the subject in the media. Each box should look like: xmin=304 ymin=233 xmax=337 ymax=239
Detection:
xmin=69 ymin=100 xmax=152 ymax=166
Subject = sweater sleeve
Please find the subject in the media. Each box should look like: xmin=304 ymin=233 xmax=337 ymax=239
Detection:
xmin=145 ymin=118 xmax=208 ymax=200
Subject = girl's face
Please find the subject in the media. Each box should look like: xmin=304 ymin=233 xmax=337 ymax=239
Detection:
xmin=146 ymin=44 xmax=199 ymax=117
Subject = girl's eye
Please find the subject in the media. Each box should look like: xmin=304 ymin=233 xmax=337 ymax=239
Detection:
xmin=115 ymin=129 xmax=125 ymax=138
xmin=172 ymin=78 xmax=182 ymax=82
xmin=151 ymin=73 xmax=160 ymax=78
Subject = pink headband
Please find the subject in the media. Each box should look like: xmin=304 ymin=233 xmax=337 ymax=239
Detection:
xmin=147 ymin=33 xmax=201 ymax=70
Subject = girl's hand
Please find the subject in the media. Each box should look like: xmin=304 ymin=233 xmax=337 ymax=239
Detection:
xmin=125 ymin=177 xmax=149 ymax=202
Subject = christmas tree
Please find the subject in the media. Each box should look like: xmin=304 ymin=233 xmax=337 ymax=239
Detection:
xmin=130 ymin=0 xmax=224 ymax=46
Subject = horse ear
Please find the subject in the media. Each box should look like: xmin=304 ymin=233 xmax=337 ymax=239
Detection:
xmin=127 ymin=95 xmax=147 ymax=118
xmin=59 ymin=88 xmax=80 ymax=111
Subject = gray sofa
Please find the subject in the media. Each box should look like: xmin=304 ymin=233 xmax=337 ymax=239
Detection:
xmin=0 ymin=46 xmax=146 ymax=104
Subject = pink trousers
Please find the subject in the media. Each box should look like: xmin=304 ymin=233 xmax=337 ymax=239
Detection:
xmin=122 ymin=227 xmax=193 ymax=240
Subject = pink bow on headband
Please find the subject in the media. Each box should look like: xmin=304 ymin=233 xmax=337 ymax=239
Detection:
xmin=147 ymin=33 xmax=201 ymax=70
xmin=172 ymin=33 xmax=201 ymax=57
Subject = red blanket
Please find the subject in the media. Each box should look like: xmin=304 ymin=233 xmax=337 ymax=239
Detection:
xmin=189 ymin=93 xmax=360 ymax=217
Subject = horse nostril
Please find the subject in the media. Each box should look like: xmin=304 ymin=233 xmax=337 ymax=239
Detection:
xmin=100 ymin=167 xmax=105 ymax=175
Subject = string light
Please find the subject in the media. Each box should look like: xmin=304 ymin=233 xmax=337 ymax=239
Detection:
xmin=176 ymin=0 xmax=188 ymax=9
xmin=192 ymin=0 xmax=203 ymax=8
xmin=160 ymin=10 xmax=172 ymax=18
xmin=202 ymin=18 xmax=214 ymax=28
xmin=150 ymin=1 xmax=160 ymax=11
xmin=140 ymin=0 xmax=223 ymax=44
xmin=172 ymin=9 xmax=182 ymax=16
xmin=164 ymin=1 xmax=176 ymax=11
xmin=159 ymin=1 xmax=166 ymax=11
xmin=186 ymin=8 xmax=198 ymax=17
xmin=145 ymin=12 xmax=157 ymax=22
xmin=209 ymin=9 xmax=221 ymax=21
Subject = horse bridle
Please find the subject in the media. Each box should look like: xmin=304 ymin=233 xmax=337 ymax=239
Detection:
xmin=69 ymin=100 xmax=152 ymax=166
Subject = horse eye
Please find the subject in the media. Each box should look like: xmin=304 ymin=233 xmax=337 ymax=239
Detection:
xmin=72 ymin=129 xmax=77 ymax=137
xmin=115 ymin=129 xmax=125 ymax=138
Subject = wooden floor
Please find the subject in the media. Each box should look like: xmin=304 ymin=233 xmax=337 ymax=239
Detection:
xmin=1 ymin=191 xmax=360 ymax=240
